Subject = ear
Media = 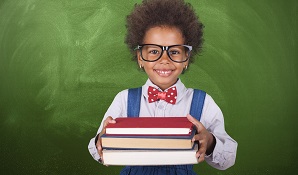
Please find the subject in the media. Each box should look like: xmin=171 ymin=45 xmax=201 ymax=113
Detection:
xmin=184 ymin=60 xmax=189 ymax=69
xmin=137 ymin=50 xmax=143 ymax=67
xmin=182 ymin=61 xmax=189 ymax=74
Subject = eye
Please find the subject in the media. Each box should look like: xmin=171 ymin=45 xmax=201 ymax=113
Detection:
xmin=149 ymin=49 xmax=159 ymax=55
xmin=169 ymin=50 xmax=180 ymax=55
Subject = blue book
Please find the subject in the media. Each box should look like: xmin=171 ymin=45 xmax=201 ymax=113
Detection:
xmin=101 ymin=129 xmax=196 ymax=150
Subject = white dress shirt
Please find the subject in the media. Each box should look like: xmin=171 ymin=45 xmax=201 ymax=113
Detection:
xmin=88 ymin=79 xmax=237 ymax=170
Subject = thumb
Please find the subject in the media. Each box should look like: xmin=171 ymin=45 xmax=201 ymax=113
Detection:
xmin=186 ymin=114 xmax=196 ymax=123
xmin=186 ymin=114 xmax=201 ymax=131
xmin=104 ymin=116 xmax=116 ymax=127
xmin=100 ymin=116 xmax=116 ymax=135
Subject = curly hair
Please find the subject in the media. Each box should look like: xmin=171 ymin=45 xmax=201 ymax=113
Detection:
xmin=125 ymin=0 xmax=204 ymax=64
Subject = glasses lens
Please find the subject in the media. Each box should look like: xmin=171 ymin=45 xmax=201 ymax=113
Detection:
xmin=168 ymin=46 xmax=190 ymax=62
xmin=141 ymin=45 xmax=162 ymax=61
xmin=140 ymin=45 xmax=191 ymax=62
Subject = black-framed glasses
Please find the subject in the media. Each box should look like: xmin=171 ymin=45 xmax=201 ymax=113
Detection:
xmin=135 ymin=44 xmax=192 ymax=63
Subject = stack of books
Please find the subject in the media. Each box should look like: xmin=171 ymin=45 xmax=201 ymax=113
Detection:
xmin=101 ymin=117 xmax=199 ymax=166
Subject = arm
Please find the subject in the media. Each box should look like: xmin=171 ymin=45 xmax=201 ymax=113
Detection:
xmin=189 ymin=94 xmax=238 ymax=170
xmin=88 ymin=90 xmax=128 ymax=163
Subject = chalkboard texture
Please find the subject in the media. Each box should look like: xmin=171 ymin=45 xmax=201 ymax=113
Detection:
xmin=0 ymin=0 xmax=297 ymax=174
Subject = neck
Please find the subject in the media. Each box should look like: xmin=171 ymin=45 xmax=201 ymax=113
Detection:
xmin=150 ymin=78 xmax=179 ymax=91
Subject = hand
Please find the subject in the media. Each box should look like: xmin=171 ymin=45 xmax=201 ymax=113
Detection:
xmin=96 ymin=116 xmax=116 ymax=163
xmin=187 ymin=114 xmax=215 ymax=163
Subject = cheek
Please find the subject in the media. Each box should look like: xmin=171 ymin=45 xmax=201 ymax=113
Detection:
xmin=143 ymin=62 xmax=156 ymax=69
xmin=174 ymin=63 xmax=184 ymax=71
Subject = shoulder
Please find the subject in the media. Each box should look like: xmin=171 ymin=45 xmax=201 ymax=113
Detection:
xmin=203 ymin=93 xmax=221 ymax=112
xmin=200 ymin=93 xmax=225 ymax=128
xmin=187 ymin=88 xmax=218 ymax=110
xmin=108 ymin=89 xmax=129 ymax=106
xmin=114 ymin=89 xmax=129 ymax=100
xmin=186 ymin=88 xmax=214 ymax=104
xmin=188 ymin=88 xmax=222 ymax=116
xmin=118 ymin=89 xmax=129 ymax=95
xmin=114 ymin=87 xmax=144 ymax=101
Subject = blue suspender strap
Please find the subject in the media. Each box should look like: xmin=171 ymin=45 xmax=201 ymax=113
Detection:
xmin=186 ymin=89 xmax=205 ymax=172
xmin=127 ymin=87 xmax=142 ymax=118
xmin=190 ymin=89 xmax=206 ymax=121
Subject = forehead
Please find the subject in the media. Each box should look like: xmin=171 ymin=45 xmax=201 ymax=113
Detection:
xmin=142 ymin=26 xmax=185 ymax=45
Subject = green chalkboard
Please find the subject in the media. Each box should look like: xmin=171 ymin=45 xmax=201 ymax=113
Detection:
xmin=0 ymin=0 xmax=297 ymax=174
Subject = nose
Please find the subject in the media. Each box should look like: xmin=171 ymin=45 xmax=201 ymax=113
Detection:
xmin=159 ymin=50 xmax=171 ymax=63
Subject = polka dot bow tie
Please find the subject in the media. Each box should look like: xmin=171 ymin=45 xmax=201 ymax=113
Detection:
xmin=147 ymin=86 xmax=177 ymax=104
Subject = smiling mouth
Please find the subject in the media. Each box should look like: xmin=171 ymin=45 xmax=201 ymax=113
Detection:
xmin=155 ymin=69 xmax=173 ymax=77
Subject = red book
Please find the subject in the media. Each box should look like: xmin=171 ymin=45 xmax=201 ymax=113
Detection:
xmin=105 ymin=117 xmax=193 ymax=135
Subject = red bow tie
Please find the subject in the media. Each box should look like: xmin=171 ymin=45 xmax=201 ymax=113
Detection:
xmin=148 ymin=86 xmax=177 ymax=104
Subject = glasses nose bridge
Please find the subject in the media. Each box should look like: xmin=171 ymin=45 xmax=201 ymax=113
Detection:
xmin=160 ymin=46 xmax=171 ymax=60
xmin=161 ymin=46 xmax=169 ymax=51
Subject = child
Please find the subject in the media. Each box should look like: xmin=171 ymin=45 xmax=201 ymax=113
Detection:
xmin=88 ymin=0 xmax=237 ymax=174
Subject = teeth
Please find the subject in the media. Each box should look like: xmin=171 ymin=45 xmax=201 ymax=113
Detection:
xmin=156 ymin=70 xmax=171 ymax=75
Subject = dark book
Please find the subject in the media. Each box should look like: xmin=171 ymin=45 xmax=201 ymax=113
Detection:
xmin=101 ymin=129 xmax=196 ymax=149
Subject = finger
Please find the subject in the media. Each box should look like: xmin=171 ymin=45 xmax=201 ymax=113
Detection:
xmin=103 ymin=116 xmax=116 ymax=127
xmin=192 ymin=133 xmax=202 ymax=142
xmin=196 ymin=151 xmax=206 ymax=163
xmin=196 ymin=144 xmax=207 ymax=163
xmin=186 ymin=114 xmax=197 ymax=124
xmin=186 ymin=114 xmax=200 ymax=134
xmin=193 ymin=133 xmax=207 ymax=163
xmin=96 ymin=139 xmax=103 ymax=158
xmin=187 ymin=114 xmax=202 ymax=130
xmin=100 ymin=116 xmax=116 ymax=136
xmin=196 ymin=143 xmax=207 ymax=156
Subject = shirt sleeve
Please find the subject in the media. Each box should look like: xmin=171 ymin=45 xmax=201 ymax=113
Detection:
xmin=201 ymin=94 xmax=238 ymax=170
xmin=87 ymin=90 xmax=128 ymax=162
